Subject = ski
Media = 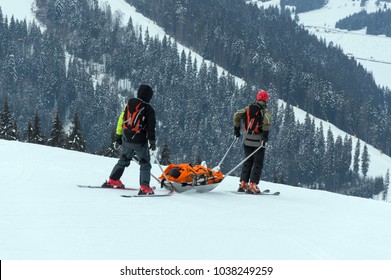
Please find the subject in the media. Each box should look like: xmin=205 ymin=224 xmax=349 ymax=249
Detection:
xmin=77 ymin=185 xmax=156 ymax=191
xmin=260 ymin=191 xmax=280 ymax=196
xmin=229 ymin=189 xmax=280 ymax=196
xmin=78 ymin=185 xmax=138 ymax=191
xmin=229 ymin=189 xmax=269 ymax=194
xmin=121 ymin=191 xmax=174 ymax=198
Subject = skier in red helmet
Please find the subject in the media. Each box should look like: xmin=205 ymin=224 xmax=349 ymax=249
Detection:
xmin=233 ymin=89 xmax=272 ymax=194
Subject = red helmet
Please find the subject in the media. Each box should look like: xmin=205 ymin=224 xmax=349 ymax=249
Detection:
xmin=256 ymin=90 xmax=269 ymax=102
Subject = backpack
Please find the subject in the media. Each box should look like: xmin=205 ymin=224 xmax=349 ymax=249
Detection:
xmin=244 ymin=103 xmax=272 ymax=134
xmin=122 ymin=100 xmax=147 ymax=136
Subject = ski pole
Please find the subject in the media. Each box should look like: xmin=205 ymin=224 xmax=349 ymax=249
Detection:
xmin=223 ymin=141 xmax=267 ymax=178
xmin=101 ymin=141 xmax=122 ymax=157
xmin=213 ymin=137 xmax=238 ymax=172
xmin=151 ymin=152 xmax=175 ymax=190
xmin=102 ymin=147 xmax=114 ymax=157
xmin=102 ymin=146 xmax=119 ymax=157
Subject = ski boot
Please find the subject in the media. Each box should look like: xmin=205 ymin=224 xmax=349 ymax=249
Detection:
xmin=237 ymin=181 xmax=249 ymax=192
xmin=138 ymin=185 xmax=155 ymax=195
xmin=102 ymin=178 xmax=125 ymax=188
xmin=246 ymin=182 xmax=260 ymax=194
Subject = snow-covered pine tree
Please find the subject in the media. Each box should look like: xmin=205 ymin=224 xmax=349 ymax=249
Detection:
xmin=279 ymin=104 xmax=296 ymax=184
xmin=30 ymin=113 xmax=46 ymax=145
xmin=297 ymin=113 xmax=316 ymax=186
xmin=323 ymin=127 xmax=335 ymax=191
xmin=0 ymin=98 xmax=18 ymax=140
xmin=342 ymin=135 xmax=353 ymax=176
xmin=11 ymin=120 xmax=20 ymax=140
xmin=353 ymin=140 xmax=361 ymax=174
xmin=334 ymin=135 xmax=344 ymax=188
xmin=313 ymin=122 xmax=325 ymax=189
xmin=47 ymin=111 xmax=65 ymax=148
xmin=160 ymin=139 xmax=171 ymax=165
xmin=66 ymin=113 xmax=86 ymax=152
xmin=361 ymin=144 xmax=370 ymax=178
xmin=25 ymin=122 xmax=33 ymax=143
xmin=383 ymin=169 xmax=390 ymax=201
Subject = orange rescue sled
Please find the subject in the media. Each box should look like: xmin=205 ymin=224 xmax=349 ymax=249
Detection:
xmin=158 ymin=163 xmax=224 ymax=193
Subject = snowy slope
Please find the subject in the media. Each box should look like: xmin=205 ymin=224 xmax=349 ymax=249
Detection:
xmin=1 ymin=139 xmax=391 ymax=260
xmin=254 ymin=0 xmax=391 ymax=89
xmin=97 ymin=0 xmax=246 ymax=87
xmin=1 ymin=2 xmax=391 ymax=274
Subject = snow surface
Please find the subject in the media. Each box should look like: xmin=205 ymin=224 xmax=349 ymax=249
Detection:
xmin=1 ymin=139 xmax=391 ymax=260
xmin=1 ymin=2 xmax=391 ymax=276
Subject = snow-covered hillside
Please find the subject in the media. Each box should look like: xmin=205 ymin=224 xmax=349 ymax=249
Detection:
xmin=1 ymin=1 xmax=391 ymax=278
xmin=255 ymin=0 xmax=391 ymax=89
xmin=289 ymin=100 xmax=391 ymax=180
xmin=1 ymin=139 xmax=391 ymax=260
xmin=1 ymin=0 xmax=390 ymax=191
xmin=3 ymin=0 xmax=387 ymax=88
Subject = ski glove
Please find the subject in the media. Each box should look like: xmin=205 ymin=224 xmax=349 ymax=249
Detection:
xmin=149 ymin=140 xmax=157 ymax=151
xmin=234 ymin=126 xmax=240 ymax=138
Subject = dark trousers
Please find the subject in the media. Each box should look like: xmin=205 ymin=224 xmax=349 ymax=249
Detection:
xmin=110 ymin=141 xmax=151 ymax=186
xmin=240 ymin=144 xmax=266 ymax=185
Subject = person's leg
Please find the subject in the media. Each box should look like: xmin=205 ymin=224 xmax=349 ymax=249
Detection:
xmin=133 ymin=143 xmax=151 ymax=187
xmin=109 ymin=141 xmax=134 ymax=180
xmin=240 ymin=145 xmax=254 ymax=183
xmin=249 ymin=147 xmax=266 ymax=185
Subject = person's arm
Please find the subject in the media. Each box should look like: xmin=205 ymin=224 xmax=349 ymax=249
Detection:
xmin=233 ymin=107 xmax=246 ymax=137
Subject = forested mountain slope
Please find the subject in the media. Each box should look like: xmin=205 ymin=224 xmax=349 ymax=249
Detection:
xmin=0 ymin=0 xmax=389 ymax=198
xmin=125 ymin=0 xmax=391 ymax=155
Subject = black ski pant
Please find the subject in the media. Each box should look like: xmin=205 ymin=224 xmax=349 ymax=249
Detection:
xmin=240 ymin=144 xmax=266 ymax=185
xmin=109 ymin=141 xmax=151 ymax=187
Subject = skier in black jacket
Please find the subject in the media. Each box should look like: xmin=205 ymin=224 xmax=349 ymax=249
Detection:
xmin=102 ymin=84 xmax=157 ymax=195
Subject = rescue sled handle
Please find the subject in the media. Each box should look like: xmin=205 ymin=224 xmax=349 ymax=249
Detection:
xmin=152 ymin=152 xmax=176 ymax=189
xmin=216 ymin=138 xmax=238 ymax=170
xmin=132 ymin=155 xmax=172 ymax=187
xmin=223 ymin=141 xmax=267 ymax=179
